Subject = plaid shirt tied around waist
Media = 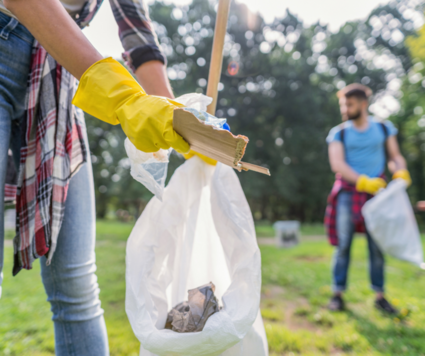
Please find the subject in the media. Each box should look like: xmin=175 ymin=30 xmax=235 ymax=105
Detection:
xmin=12 ymin=45 xmax=88 ymax=275
xmin=324 ymin=175 xmax=373 ymax=246
xmin=6 ymin=0 xmax=166 ymax=274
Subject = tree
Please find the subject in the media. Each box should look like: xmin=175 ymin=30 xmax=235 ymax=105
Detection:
xmin=85 ymin=0 xmax=425 ymax=222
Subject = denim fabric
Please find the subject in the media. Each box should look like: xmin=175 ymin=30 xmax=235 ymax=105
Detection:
xmin=332 ymin=191 xmax=385 ymax=293
xmin=0 ymin=12 xmax=109 ymax=355
xmin=0 ymin=11 xmax=32 ymax=298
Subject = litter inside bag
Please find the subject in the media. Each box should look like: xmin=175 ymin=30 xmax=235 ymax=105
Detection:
xmin=165 ymin=282 xmax=220 ymax=333
xmin=124 ymin=93 xmax=228 ymax=201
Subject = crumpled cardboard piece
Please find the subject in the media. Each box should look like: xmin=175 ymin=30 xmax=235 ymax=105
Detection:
xmin=173 ymin=108 xmax=270 ymax=175
xmin=165 ymin=282 xmax=220 ymax=333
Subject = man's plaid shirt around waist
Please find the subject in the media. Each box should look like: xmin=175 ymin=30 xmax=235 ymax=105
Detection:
xmin=324 ymin=175 xmax=373 ymax=246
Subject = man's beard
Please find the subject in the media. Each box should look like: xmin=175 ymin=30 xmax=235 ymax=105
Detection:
xmin=347 ymin=110 xmax=362 ymax=121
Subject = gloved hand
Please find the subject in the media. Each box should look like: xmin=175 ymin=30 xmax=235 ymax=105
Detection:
xmin=183 ymin=151 xmax=217 ymax=165
xmin=392 ymin=169 xmax=412 ymax=187
xmin=356 ymin=175 xmax=387 ymax=195
xmin=72 ymin=57 xmax=190 ymax=154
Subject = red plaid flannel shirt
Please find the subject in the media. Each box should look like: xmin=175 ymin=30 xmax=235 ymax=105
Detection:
xmin=324 ymin=174 xmax=373 ymax=246
xmin=6 ymin=0 xmax=166 ymax=274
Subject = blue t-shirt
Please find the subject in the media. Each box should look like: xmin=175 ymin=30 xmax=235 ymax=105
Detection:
xmin=326 ymin=117 xmax=398 ymax=177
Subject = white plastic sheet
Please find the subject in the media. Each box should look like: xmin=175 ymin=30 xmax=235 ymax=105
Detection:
xmin=125 ymin=156 xmax=268 ymax=356
xmin=362 ymin=179 xmax=425 ymax=268
xmin=124 ymin=139 xmax=171 ymax=201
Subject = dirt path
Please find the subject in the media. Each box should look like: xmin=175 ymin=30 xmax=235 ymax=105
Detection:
xmin=257 ymin=235 xmax=325 ymax=245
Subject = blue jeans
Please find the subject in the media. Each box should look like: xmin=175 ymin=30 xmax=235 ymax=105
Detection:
xmin=332 ymin=191 xmax=385 ymax=293
xmin=0 ymin=13 xmax=109 ymax=355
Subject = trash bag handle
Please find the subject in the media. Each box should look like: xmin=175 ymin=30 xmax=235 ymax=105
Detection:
xmin=206 ymin=0 xmax=232 ymax=115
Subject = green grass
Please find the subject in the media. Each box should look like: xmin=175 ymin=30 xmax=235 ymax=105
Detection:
xmin=1 ymin=221 xmax=425 ymax=355
xmin=261 ymin=236 xmax=425 ymax=356
xmin=256 ymin=221 xmax=325 ymax=237
xmin=0 ymin=220 xmax=139 ymax=356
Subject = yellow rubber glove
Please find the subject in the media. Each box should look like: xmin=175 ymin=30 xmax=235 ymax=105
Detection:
xmin=72 ymin=57 xmax=190 ymax=154
xmin=356 ymin=175 xmax=387 ymax=195
xmin=392 ymin=169 xmax=412 ymax=187
xmin=183 ymin=150 xmax=217 ymax=165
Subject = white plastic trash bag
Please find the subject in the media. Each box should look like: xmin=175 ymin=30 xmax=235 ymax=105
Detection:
xmin=362 ymin=179 xmax=425 ymax=268
xmin=125 ymin=156 xmax=268 ymax=356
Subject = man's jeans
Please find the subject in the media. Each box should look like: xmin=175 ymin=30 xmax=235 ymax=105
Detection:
xmin=0 ymin=12 xmax=109 ymax=355
xmin=332 ymin=191 xmax=385 ymax=293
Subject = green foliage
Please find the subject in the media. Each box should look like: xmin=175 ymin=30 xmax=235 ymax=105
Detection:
xmin=393 ymin=16 xmax=425 ymax=213
xmin=86 ymin=0 xmax=425 ymax=222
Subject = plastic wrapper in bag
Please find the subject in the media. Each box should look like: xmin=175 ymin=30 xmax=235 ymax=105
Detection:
xmin=174 ymin=93 xmax=229 ymax=130
xmin=165 ymin=282 xmax=220 ymax=333
xmin=124 ymin=93 xmax=228 ymax=201
xmin=125 ymin=156 xmax=268 ymax=356
xmin=124 ymin=139 xmax=171 ymax=201
xmin=362 ymin=179 xmax=425 ymax=268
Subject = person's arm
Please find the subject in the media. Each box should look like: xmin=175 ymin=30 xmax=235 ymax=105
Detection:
xmin=386 ymin=135 xmax=407 ymax=173
xmin=5 ymin=0 xmax=174 ymax=99
xmin=4 ymin=0 xmax=101 ymax=79
xmin=328 ymin=141 xmax=360 ymax=184
xmin=386 ymin=135 xmax=412 ymax=186
xmin=135 ymin=61 xmax=174 ymax=98
xmin=5 ymin=0 xmax=190 ymax=154
xmin=110 ymin=0 xmax=174 ymax=97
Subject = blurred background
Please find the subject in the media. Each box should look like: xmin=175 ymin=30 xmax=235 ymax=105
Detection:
xmin=80 ymin=0 xmax=425 ymax=225
xmin=3 ymin=2 xmax=425 ymax=355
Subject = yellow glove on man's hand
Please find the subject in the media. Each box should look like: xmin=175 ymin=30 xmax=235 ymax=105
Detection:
xmin=392 ymin=169 xmax=412 ymax=187
xmin=356 ymin=175 xmax=387 ymax=195
xmin=72 ymin=58 xmax=190 ymax=154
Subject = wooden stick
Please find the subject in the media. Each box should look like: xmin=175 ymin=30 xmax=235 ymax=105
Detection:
xmin=174 ymin=0 xmax=271 ymax=176
xmin=240 ymin=162 xmax=270 ymax=176
xmin=206 ymin=0 xmax=231 ymax=115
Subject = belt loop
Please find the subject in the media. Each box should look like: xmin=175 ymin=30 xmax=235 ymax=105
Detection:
xmin=0 ymin=17 xmax=19 ymax=40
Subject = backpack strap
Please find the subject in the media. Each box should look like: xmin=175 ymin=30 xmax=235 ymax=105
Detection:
xmin=380 ymin=122 xmax=389 ymax=162
xmin=380 ymin=122 xmax=388 ymax=140
xmin=340 ymin=126 xmax=345 ymax=145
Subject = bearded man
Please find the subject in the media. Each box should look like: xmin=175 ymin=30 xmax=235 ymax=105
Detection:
xmin=325 ymin=84 xmax=411 ymax=313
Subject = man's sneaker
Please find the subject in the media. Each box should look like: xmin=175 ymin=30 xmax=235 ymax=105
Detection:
xmin=328 ymin=295 xmax=344 ymax=311
xmin=375 ymin=297 xmax=398 ymax=315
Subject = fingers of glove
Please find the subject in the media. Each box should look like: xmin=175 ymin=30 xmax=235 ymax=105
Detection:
xmin=370 ymin=178 xmax=387 ymax=193
xmin=183 ymin=150 xmax=217 ymax=165
xmin=127 ymin=137 xmax=169 ymax=153
xmin=356 ymin=175 xmax=386 ymax=194
xmin=117 ymin=94 xmax=175 ymax=152
xmin=169 ymin=134 xmax=190 ymax=154
xmin=162 ymin=120 xmax=190 ymax=154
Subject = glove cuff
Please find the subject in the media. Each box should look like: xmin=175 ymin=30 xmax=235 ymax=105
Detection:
xmin=73 ymin=57 xmax=146 ymax=125
xmin=393 ymin=169 xmax=412 ymax=187
xmin=392 ymin=169 xmax=408 ymax=179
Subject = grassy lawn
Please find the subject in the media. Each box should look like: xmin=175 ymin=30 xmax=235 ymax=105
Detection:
xmin=1 ymin=220 xmax=425 ymax=355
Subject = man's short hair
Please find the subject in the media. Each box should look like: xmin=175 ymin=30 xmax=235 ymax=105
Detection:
xmin=337 ymin=83 xmax=372 ymax=101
